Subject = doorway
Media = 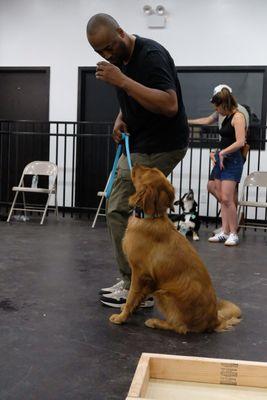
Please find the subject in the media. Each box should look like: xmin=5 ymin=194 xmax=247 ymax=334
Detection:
xmin=0 ymin=67 xmax=50 ymax=205
xmin=76 ymin=67 xmax=119 ymax=209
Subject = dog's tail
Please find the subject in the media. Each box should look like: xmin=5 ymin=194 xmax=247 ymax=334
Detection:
xmin=215 ymin=299 xmax=242 ymax=332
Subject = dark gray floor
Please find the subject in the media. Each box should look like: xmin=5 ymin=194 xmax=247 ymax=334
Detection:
xmin=0 ymin=216 xmax=267 ymax=400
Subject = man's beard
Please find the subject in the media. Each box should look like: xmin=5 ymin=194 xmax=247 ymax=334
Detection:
xmin=110 ymin=41 xmax=130 ymax=66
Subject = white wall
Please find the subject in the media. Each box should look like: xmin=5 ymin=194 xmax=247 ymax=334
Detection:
xmin=0 ymin=0 xmax=266 ymax=212
xmin=1 ymin=0 xmax=267 ymax=121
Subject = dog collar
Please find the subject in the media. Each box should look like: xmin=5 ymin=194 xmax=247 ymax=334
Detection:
xmin=132 ymin=207 xmax=161 ymax=219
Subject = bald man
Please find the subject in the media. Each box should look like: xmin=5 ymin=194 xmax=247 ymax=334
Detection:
xmin=87 ymin=14 xmax=189 ymax=308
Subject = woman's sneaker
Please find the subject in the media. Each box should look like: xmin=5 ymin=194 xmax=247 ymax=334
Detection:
xmin=99 ymin=279 xmax=124 ymax=295
xmin=208 ymin=231 xmax=229 ymax=243
xmin=225 ymin=233 xmax=239 ymax=246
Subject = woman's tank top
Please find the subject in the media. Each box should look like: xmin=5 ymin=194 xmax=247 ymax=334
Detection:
xmin=219 ymin=113 xmax=236 ymax=149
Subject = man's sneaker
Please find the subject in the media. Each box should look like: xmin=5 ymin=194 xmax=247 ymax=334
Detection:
xmin=225 ymin=233 xmax=239 ymax=246
xmin=208 ymin=231 xmax=229 ymax=243
xmin=99 ymin=279 xmax=125 ymax=295
xmin=100 ymin=288 xmax=154 ymax=308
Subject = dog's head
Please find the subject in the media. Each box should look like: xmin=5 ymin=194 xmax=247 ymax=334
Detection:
xmin=129 ymin=165 xmax=175 ymax=216
xmin=174 ymin=189 xmax=197 ymax=213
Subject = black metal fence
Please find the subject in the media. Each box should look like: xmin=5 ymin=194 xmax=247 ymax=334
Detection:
xmin=0 ymin=120 xmax=266 ymax=224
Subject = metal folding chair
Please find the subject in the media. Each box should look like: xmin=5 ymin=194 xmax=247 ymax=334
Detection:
xmin=238 ymin=171 xmax=267 ymax=230
xmin=7 ymin=161 xmax=58 ymax=225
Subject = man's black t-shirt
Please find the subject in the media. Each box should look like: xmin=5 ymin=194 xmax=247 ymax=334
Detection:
xmin=116 ymin=36 xmax=189 ymax=154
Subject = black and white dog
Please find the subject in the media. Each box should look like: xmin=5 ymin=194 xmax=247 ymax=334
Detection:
xmin=172 ymin=189 xmax=201 ymax=241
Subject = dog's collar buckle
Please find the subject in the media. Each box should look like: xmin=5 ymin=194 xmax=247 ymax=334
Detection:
xmin=133 ymin=207 xmax=145 ymax=219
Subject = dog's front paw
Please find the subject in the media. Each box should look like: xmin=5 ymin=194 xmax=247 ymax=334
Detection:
xmin=193 ymin=233 xmax=199 ymax=241
xmin=145 ymin=318 xmax=156 ymax=329
xmin=109 ymin=313 xmax=125 ymax=325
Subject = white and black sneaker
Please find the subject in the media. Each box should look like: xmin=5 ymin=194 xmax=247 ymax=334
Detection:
xmin=225 ymin=233 xmax=239 ymax=246
xmin=208 ymin=231 xmax=229 ymax=243
xmin=99 ymin=279 xmax=125 ymax=295
xmin=100 ymin=288 xmax=154 ymax=308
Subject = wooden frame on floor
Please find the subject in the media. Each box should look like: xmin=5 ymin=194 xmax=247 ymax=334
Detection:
xmin=126 ymin=353 xmax=267 ymax=399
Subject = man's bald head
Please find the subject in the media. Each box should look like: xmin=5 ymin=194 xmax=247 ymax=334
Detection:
xmin=86 ymin=13 xmax=131 ymax=65
xmin=87 ymin=13 xmax=120 ymax=37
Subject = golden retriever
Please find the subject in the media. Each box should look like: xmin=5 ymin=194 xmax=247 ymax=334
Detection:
xmin=109 ymin=165 xmax=241 ymax=333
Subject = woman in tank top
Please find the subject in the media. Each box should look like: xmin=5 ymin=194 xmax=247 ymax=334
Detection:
xmin=208 ymin=86 xmax=246 ymax=246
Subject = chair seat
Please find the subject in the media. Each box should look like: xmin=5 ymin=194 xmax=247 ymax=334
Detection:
xmin=12 ymin=186 xmax=54 ymax=194
xmin=238 ymin=200 xmax=267 ymax=208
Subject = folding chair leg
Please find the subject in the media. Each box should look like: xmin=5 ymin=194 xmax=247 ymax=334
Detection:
xmin=22 ymin=192 xmax=27 ymax=220
xmin=92 ymin=195 xmax=106 ymax=228
xmin=237 ymin=203 xmax=246 ymax=232
xmin=55 ymin=191 xmax=59 ymax=220
xmin=237 ymin=205 xmax=242 ymax=222
xmin=40 ymin=192 xmax=52 ymax=225
xmin=7 ymin=191 xmax=20 ymax=222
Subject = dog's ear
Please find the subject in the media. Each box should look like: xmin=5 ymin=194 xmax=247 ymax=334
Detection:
xmin=157 ymin=191 xmax=173 ymax=214
xmin=181 ymin=193 xmax=187 ymax=201
xmin=142 ymin=185 xmax=158 ymax=215
xmin=177 ymin=193 xmax=186 ymax=208
xmin=174 ymin=199 xmax=184 ymax=208
xmin=129 ymin=186 xmax=146 ymax=208
xmin=192 ymin=201 xmax=198 ymax=212
xmin=169 ymin=204 xmax=175 ymax=212
xmin=156 ymin=182 xmax=175 ymax=215
xmin=131 ymin=163 xmax=141 ymax=181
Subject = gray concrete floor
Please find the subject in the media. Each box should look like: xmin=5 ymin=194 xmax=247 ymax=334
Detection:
xmin=0 ymin=216 xmax=267 ymax=400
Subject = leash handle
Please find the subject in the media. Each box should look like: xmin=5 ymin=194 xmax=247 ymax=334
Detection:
xmin=105 ymin=132 xmax=132 ymax=199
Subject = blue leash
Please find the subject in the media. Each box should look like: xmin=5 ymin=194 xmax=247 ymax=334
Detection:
xmin=105 ymin=133 xmax=132 ymax=199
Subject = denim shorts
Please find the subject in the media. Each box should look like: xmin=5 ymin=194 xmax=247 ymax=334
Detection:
xmin=211 ymin=150 xmax=244 ymax=183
